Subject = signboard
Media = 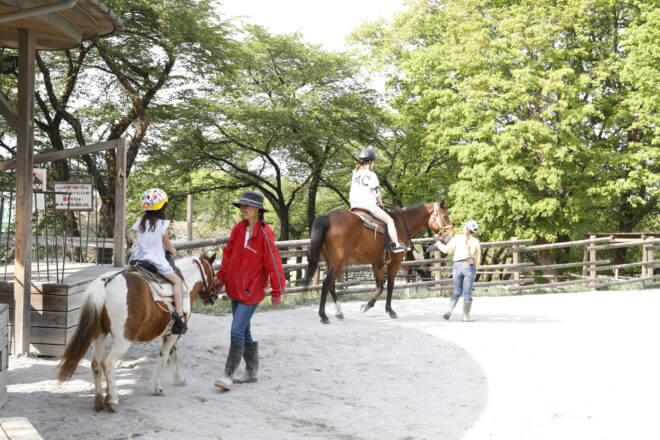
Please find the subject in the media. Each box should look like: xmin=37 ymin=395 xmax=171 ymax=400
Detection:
xmin=54 ymin=182 xmax=94 ymax=211
xmin=0 ymin=56 xmax=18 ymax=75
xmin=32 ymin=168 xmax=47 ymax=211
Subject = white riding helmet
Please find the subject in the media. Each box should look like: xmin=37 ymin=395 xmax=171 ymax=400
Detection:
xmin=465 ymin=220 xmax=479 ymax=233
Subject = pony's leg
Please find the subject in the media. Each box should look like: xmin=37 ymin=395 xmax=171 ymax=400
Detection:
xmin=385 ymin=266 xmax=398 ymax=319
xmin=101 ymin=337 xmax=131 ymax=412
xmin=150 ymin=334 xmax=179 ymax=395
xmin=169 ymin=339 xmax=186 ymax=386
xmin=319 ymin=267 xmax=335 ymax=324
xmin=360 ymin=263 xmax=386 ymax=313
xmin=91 ymin=333 xmax=107 ymax=412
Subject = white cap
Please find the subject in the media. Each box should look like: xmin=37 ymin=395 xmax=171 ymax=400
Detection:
xmin=465 ymin=220 xmax=479 ymax=233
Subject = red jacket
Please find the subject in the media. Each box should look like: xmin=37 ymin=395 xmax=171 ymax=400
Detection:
xmin=216 ymin=220 xmax=286 ymax=305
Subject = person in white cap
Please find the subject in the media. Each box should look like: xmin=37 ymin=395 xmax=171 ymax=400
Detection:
xmin=433 ymin=220 xmax=481 ymax=321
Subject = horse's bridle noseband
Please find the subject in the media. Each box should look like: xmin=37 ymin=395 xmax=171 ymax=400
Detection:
xmin=430 ymin=202 xmax=453 ymax=240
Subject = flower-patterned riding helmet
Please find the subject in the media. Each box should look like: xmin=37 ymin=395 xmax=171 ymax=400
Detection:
xmin=140 ymin=188 xmax=168 ymax=212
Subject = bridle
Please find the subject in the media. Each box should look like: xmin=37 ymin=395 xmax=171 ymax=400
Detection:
xmin=194 ymin=258 xmax=217 ymax=303
xmin=429 ymin=202 xmax=453 ymax=240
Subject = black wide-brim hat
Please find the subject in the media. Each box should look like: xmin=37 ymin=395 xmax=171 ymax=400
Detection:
xmin=232 ymin=191 xmax=268 ymax=211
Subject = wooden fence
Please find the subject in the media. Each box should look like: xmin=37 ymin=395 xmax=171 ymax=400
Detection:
xmin=173 ymin=233 xmax=659 ymax=296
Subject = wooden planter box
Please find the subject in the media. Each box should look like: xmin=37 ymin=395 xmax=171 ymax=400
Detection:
xmin=0 ymin=278 xmax=93 ymax=358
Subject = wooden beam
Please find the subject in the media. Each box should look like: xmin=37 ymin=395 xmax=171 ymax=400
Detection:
xmin=113 ymin=138 xmax=126 ymax=267
xmin=0 ymin=139 xmax=123 ymax=171
xmin=0 ymin=92 xmax=17 ymax=131
xmin=13 ymin=28 xmax=35 ymax=356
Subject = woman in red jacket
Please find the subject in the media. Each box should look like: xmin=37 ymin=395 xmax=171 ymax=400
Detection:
xmin=213 ymin=191 xmax=286 ymax=391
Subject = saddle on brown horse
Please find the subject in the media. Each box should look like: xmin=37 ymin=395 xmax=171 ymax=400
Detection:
xmin=350 ymin=208 xmax=399 ymax=263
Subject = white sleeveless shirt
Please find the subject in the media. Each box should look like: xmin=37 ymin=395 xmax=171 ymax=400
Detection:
xmin=130 ymin=218 xmax=173 ymax=274
xmin=349 ymin=169 xmax=380 ymax=209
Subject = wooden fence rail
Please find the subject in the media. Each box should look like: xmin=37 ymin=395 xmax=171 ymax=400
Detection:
xmin=172 ymin=232 xmax=658 ymax=295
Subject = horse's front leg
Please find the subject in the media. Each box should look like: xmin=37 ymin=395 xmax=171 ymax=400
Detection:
xmin=169 ymin=343 xmax=186 ymax=386
xmin=101 ymin=337 xmax=131 ymax=412
xmin=151 ymin=334 xmax=179 ymax=395
xmin=360 ymin=264 xmax=385 ymax=313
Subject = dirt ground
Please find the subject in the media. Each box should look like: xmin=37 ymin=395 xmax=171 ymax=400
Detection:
xmin=3 ymin=288 xmax=660 ymax=440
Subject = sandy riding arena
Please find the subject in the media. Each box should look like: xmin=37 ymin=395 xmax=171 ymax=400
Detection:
xmin=4 ymin=288 xmax=660 ymax=439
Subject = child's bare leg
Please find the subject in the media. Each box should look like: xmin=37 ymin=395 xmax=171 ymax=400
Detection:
xmin=162 ymin=273 xmax=184 ymax=315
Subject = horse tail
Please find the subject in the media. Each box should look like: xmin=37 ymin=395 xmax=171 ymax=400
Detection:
xmin=58 ymin=277 xmax=106 ymax=382
xmin=304 ymin=215 xmax=330 ymax=290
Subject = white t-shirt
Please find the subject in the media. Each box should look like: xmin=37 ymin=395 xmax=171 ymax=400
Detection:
xmin=130 ymin=218 xmax=173 ymax=274
xmin=349 ymin=169 xmax=380 ymax=209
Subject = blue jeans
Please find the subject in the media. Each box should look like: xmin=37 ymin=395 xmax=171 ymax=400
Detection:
xmin=230 ymin=300 xmax=258 ymax=347
xmin=453 ymin=262 xmax=476 ymax=301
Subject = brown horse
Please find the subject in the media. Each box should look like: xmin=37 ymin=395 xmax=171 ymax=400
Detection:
xmin=58 ymin=254 xmax=217 ymax=412
xmin=304 ymin=202 xmax=453 ymax=323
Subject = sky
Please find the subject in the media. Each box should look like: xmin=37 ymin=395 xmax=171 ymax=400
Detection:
xmin=216 ymin=0 xmax=406 ymax=52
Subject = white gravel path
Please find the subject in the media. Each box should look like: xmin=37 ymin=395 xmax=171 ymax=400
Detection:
xmin=3 ymin=288 xmax=660 ymax=439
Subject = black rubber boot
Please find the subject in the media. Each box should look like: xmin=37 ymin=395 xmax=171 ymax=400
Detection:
xmin=214 ymin=344 xmax=244 ymax=391
xmin=171 ymin=311 xmax=187 ymax=335
xmin=443 ymin=295 xmax=460 ymax=320
xmin=234 ymin=342 xmax=259 ymax=384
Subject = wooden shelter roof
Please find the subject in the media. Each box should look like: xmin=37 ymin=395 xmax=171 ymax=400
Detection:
xmin=0 ymin=0 xmax=123 ymax=49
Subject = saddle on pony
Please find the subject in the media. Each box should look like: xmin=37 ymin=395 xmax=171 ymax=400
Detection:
xmin=103 ymin=257 xmax=192 ymax=317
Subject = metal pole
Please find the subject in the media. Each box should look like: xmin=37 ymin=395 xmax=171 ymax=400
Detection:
xmin=13 ymin=28 xmax=36 ymax=355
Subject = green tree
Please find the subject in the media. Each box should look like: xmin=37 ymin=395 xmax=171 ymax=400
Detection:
xmin=354 ymin=0 xmax=658 ymax=265
xmin=156 ymin=26 xmax=383 ymax=239
xmin=1 ymin=0 xmax=233 ymax=260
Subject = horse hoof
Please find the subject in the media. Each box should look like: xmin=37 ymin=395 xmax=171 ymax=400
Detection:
xmin=152 ymin=386 xmax=163 ymax=396
xmin=389 ymin=311 xmax=398 ymax=319
xmin=107 ymin=403 xmax=118 ymax=412
xmin=335 ymin=313 xmax=344 ymax=320
xmin=320 ymin=316 xmax=330 ymax=324
xmin=175 ymin=378 xmax=186 ymax=386
xmin=94 ymin=397 xmax=104 ymax=412
xmin=360 ymin=304 xmax=369 ymax=313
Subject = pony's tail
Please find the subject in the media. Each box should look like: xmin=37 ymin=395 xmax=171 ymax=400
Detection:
xmin=58 ymin=278 xmax=106 ymax=382
xmin=304 ymin=215 xmax=330 ymax=290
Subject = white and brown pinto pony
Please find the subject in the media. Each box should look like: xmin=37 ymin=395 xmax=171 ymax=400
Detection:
xmin=58 ymin=254 xmax=217 ymax=412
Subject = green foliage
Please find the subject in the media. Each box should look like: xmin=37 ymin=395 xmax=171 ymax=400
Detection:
xmin=353 ymin=0 xmax=658 ymax=243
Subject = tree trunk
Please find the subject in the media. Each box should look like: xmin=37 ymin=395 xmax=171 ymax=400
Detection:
xmin=307 ymin=168 xmax=321 ymax=234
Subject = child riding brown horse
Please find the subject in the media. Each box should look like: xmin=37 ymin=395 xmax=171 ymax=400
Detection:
xmin=304 ymin=202 xmax=454 ymax=323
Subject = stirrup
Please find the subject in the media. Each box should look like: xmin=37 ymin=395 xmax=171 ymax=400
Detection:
xmin=392 ymin=243 xmax=406 ymax=254
xmin=171 ymin=311 xmax=188 ymax=335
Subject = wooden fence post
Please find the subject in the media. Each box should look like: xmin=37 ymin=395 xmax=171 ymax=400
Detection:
xmin=113 ymin=138 xmax=126 ymax=267
xmin=642 ymin=236 xmax=654 ymax=279
xmin=589 ymin=234 xmax=597 ymax=288
xmin=186 ymin=194 xmax=193 ymax=242
xmin=511 ymin=237 xmax=520 ymax=286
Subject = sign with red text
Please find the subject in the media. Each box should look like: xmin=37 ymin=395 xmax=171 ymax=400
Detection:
xmin=54 ymin=182 xmax=93 ymax=211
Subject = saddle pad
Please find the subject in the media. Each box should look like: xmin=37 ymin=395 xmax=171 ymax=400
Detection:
xmin=147 ymin=280 xmax=192 ymax=317
xmin=350 ymin=209 xmax=386 ymax=235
